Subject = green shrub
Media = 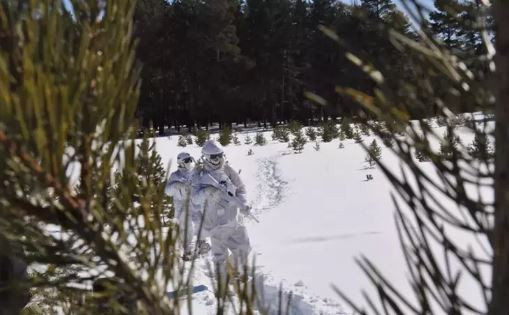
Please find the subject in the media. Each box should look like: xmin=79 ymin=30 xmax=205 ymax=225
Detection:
xmin=218 ymin=127 xmax=233 ymax=146
xmin=194 ymin=128 xmax=209 ymax=146
xmin=291 ymin=130 xmax=307 ymax=153
xmin=321 ymin=121 xmax=339 ymax=142
xmin=305 ymin=127 xmax=317 ymax=141
xmin=288 ymin=120 xmax=303 ymax=135
xmin=272 ymin=126 xmax=290 ymax=142
xmin=255 ymin=132 xmax=266 ymax=145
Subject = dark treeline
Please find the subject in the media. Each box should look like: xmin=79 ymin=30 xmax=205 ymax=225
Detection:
xmin=134 ymin=0 xmax=487 ymax=134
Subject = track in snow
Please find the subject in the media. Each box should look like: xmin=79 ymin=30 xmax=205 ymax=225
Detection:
xmin=252 ymin=157 xmax=287 ymax=215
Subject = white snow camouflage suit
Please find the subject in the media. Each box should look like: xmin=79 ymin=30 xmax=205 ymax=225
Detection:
xmin=191 ymin=163 xmax=251 ymax=268
xmin=165 ymin=168 xmax=198 ymax=252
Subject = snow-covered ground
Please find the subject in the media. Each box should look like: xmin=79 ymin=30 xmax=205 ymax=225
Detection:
xmin=154 ymin=118 xmax=493 ymax=314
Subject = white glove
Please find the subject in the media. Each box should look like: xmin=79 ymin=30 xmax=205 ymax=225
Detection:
xmin=240 ymin=204 xmax=251 ymax=216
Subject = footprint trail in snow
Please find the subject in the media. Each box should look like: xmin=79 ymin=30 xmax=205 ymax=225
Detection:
xmin=252 ymin=157 xmax=287 ymax=215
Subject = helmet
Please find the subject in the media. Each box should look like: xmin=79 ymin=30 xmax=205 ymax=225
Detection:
xmin=201 ymin=140 xmax=225 ymax=169
xmin=177 ymin=152 xmax=194 ymax=170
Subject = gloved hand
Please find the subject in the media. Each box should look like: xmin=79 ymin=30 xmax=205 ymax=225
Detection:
xmin=240 ymin=204 xmax=251 ymax=216
xmin=219 ymin=179 xmax=237 ymax=196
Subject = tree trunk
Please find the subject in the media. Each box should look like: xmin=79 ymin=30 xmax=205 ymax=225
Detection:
xmin=490 ymin=4 xmax=509 ymax=315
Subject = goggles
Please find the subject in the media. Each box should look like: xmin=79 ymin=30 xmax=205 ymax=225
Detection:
xmin=209 ymin=153 xmax=224 ymax=160
xmin=182 ymin=157 xmax=193 ymax=164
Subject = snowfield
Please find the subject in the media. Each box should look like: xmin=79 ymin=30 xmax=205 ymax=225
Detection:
xmin=154 ymin=118 xmax=493 ymax=314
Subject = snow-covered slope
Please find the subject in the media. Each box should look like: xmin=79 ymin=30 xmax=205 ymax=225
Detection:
xmin=154 ymin=120 xmax=492 ymax=314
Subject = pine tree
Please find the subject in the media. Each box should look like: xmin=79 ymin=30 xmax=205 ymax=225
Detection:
xmin=365 ymin=139 xmax=382 ymax=168
xmin=340 ymin=119 xmax=354 ymax=139
xmin=273 ymin=126 xmax=290 ymax=142
xmin=321 ymin=121 xmax=339 ymax=142
xmin=305 ymin=127 xmax=318 ymax=141
xmin=185 ymin=134 xmax=193 ymax=145
xmin=195 ymin=128 xmax=209 ymax=146
xmin=440 ymin=129 xmax=462 ymax=160
xmin=255 ymin=132 xmax=266 ymax=145
xmin=244 ymin=134 xmax=253 ymax=145
xmin=359 ymin=123 xmax=371 ymax=136
xmin=219 ymin=127 xmax=233 ymax=146
xmin=0 ymin=1 xmax=187 ymax=312
xmin=288 ymin=120 xmax=303 ymax=135
xmin=291 ymin=130 xmax=307 ymax=153
xmin=232 ymin=133 xmax=241 ymax=145
xmin=429 ymin=0 xmax=466 ymax=49
xmin=354 ymin=130 xmax=364 ymax=143
xmin=178 ymin=135 xmax=188 ymax=147
xmin=313 ymin=141 xmax=321 ymax=151
xmin=468 ymin=131 xmax=494 ymax=160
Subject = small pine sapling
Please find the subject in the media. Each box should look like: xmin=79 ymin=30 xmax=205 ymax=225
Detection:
xmin=255 ymin=132 xmax=266 ymax=146
xmin=178 ymin=135 xmax=187 ymax=147
xmin=365 ymin=139 xmax=382 ymax=168
xmin=272 ymin=126 xmax=290 ymax=142
xmin=195 ymin=128 xmax=209 ymax=146
xmin=185 ymin=134 xmax=193 ymax=145
xmin=338 ymin=130 xmax=346 ymax=141
xmin=232 ymin=133 xmax=241 ymax=145
xmin=288 ymin=120 xmax=303 ymax=135
xmin=305 ymin=127 xmax=317 ymax=141
xmin=320 ymin=121 xmax=339 ymax=143
xmin=340 ymin=118 xmax=354 ymax=139
xmin=468 ymin=131 xmax=494 ymax=160
xmin=440 ymin=130 xmax=461 ymax=161
xmin=359 ymin=123 xmax=371 ymax=136
xmin=353 ymin=130 xmax=363 ymax=143
xmin=218 ymin=127 xmax=233 ymax=146
xmin=414 ymin=136 xmax=431 ymax=162
xmin=248 ymin=149 xmax=254 ymax=156
xmin=244 ymin=134 xmax=253 ymax=145
xmin=339 ymin=142 xmax=344 ymax=149
xmin=291 ymin=130 xmax=307 ymax=153
xmin=313 ymin=141 xmax=320 ymax=151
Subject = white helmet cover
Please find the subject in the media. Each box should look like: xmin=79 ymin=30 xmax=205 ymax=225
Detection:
xmin=201 ymin=140 xmax=225 ymax=169
xmin=201 ymin=140 xmax=224 ymax=155
xmin=177 ymin=152 xmax=194 ymax=170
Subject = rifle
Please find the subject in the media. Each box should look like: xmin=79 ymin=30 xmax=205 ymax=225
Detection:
xmin=203 ymin=173 xmax=259 ymax=223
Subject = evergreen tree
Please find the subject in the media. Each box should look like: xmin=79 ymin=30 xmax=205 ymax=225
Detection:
xmin=440 ymin=129 xmax=462 ymax=160
xmin=468 ymin=131 xmax=494 ymax=160
xmin=233 ymin=133 xmax=241 ymax=145
xmin=340 ymin=119 xmax=354 ymax=139
xmin=365 ymin=139 xmax=382 ymax=167
xmin=195 ymin=128 xmax=209 ymax=146
xmin=244 ymin=134 xmax=253 ymax=145
xmin=429 ymin=0 xmax=466 ymax=49
xmin=354 ymin=130 xmax=363 ymax=143
xmin=255 ymin=132 xmax=267 ymax=145
xmin=359 ymin=123 xmax=371 ymax=136
xmin=178 ymin=135 xmax=188 ymax=147
xmin=305 ymin=127 xmax=318 ymax=141
xmin=0 ymin=1 xmax=193 ymax=312
xmin=273 ymin=126 xmax=291 ymax=142
xmin=291 ymin=130 xmax=307 ymax=153
xmin=219 ymin=127 xmax=233 ymax=146
xmin=321 ymin=121 xmax=339 ymax=142
xmin=288 ymin=120 xmax=303 ymax=135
